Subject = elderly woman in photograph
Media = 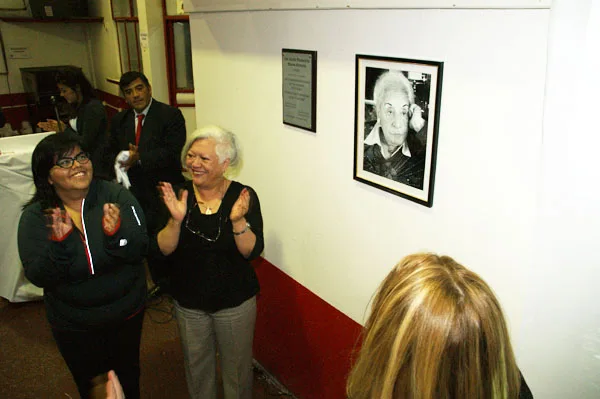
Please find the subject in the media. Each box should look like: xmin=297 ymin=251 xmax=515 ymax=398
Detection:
xmin=346 ymin=253 xmax=534 ymax=399
xmin=364 ymin=70 xmax=427 ymax=189
xmin=151 ymin=125 xmax=264 ymax=399
xmin=18 ymin=134 xmax=148 ymax=399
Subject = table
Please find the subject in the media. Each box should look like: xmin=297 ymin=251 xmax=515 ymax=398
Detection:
xmin=0 ymin=132 xmax=52 ymax=302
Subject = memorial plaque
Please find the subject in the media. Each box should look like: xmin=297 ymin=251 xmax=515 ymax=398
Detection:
xmin=282 ymin=49 xmax=317 ymax=132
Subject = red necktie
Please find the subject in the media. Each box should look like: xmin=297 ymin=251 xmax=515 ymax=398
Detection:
xmin=135 ymin=114 xmax=144 ymax=146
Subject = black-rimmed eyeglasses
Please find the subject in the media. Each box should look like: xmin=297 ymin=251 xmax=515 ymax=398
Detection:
xmin=54 ymin=152 xmax=90 ymax=169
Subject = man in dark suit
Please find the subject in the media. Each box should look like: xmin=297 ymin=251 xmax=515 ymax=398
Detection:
xmin=109 ymin=71 xmax=186 ymax=292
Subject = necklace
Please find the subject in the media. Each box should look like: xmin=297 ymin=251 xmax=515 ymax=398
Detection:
xmin=185 ymin=203 xmax=222 ymax=242
xmin=199 ymin=202 xmax=219 ymax=215
xmin=195 ymin=179 xmax=228 ymax=215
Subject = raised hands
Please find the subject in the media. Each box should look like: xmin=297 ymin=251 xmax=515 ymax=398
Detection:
xmin=119 ymin=143 xmax=140 ymax=170
xmin=37 ymin=119 xmax=65 ymax=133
xmin=106 ymin=370 xmax=125 ymax=399
xmin=102 ymin=203 xmax=121 ymax=234
xmin=158 ymin=182 xmax=188 ymax=222
xmin=45 ymin=207 xmax=73 ymax=240
xmin=230 ymin=187 xmax=251 ymax=222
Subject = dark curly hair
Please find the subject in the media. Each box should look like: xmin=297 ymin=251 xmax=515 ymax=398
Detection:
xmin=55 ymin=66 xmax=96 ymax=117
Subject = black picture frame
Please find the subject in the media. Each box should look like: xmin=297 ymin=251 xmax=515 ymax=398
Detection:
xmin=353 ymin=54 xmax=443 ymax=207
xmin=282 ymin=48 xmax=317 ymax=132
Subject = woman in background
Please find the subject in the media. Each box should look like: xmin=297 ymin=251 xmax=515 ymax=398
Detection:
xmin=346 ymin=253 xmax=533 ymax=399
xmin=18 ymin=134 xmax=148 ymax=399
xmin=38 ymin=66 xmax=111 ymax=179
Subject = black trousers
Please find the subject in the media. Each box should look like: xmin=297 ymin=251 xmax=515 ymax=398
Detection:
xmin=51 ymin=309 xmax=145 ymax=399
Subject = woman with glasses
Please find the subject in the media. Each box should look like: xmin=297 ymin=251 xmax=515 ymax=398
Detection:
xmin=151 ymin=125 xmax=264 ymax=399
xmin=17 ymin=134 xmax=148 ymax=399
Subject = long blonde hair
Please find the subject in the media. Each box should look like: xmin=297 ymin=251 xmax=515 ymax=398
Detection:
xmin=346 ymin=253 xmax=521 ymax=399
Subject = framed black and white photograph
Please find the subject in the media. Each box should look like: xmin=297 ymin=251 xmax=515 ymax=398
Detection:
xmin=353 ymin=54 xmax=443 ymax=207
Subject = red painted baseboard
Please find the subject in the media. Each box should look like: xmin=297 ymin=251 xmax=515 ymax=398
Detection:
xmin=252 ymin=257 xmax=363 ymax=399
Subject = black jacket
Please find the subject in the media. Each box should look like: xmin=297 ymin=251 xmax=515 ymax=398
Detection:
xmin=108 ymin=99 xmax=186 ymax=230
xmin=64 ymin=98 xmax=111 ymax=179
xmin=18 ymin=180 xmax=148 ymax=330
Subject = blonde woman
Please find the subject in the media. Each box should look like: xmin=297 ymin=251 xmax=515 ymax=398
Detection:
xmin=346 ymin=253 xmax=533 ymax=399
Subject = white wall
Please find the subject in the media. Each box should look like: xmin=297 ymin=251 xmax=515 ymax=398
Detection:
xmin=87 ymin=0 xmax=196 ymax=131
xmin=525 ymin=0 xmax=600 ymax=397
xmin=0 ymin=21 xmax=92 ymax=94
xmin=188 ymin=3 xmax=599 ymax=398
xmin=87 ymin=2 xmax=122 ymax=97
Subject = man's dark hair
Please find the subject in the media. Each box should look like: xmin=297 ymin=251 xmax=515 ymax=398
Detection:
xmin=119 ymin=71 xmax=150 ymax=91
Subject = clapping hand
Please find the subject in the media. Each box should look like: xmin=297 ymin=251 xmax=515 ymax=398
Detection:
xmin=45 ymin=207 xmax=73 ymax=240
xmin=37 ymin=119 xmax=65 ymax=133
xmin=230 ymin=188 xmax=251 ymax=222
xmin=119 ymin=143 xmax=140 ymax=170
xmin=106 ymin=370 xmax=124 ymax=399
xmin=158 ymin=182 xmax=188 ymax=222
xmin=102 ymin=203 xmax=121 ymax=233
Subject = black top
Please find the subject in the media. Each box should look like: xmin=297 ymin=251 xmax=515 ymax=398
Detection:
xmin=150 ymin=180 xmax=264 ymax=312
xmin=520 ymin=371 xmax=534 ymax=399
xmin=18 ymin=180 xmax=148 ymax=330
xmin=363 ymin=131 xmax=426 ymax=189
xmin=64 ymin=98 xmax=111 ymax=179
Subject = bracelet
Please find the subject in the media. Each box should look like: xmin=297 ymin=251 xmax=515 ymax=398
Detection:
xmin=233 ymin=221 xmax=251 ymax=236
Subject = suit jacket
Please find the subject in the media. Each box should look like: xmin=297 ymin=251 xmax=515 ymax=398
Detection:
xmin=109 ymin=99 xmax=186 ymax=229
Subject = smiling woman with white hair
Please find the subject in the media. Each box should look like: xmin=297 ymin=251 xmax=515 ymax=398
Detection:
xmin=150 ymin=125 xmax=264 ymax=399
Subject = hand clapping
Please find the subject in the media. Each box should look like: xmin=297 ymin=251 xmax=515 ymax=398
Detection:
xmin=158 ymin=182 xmax=188 ymax=223
xmin=37 ymin=119 xmax=65 ymax=133
xmin=45 ymin=207 xmax=73 ymax=240
xmin=230 ymin=188 xmax=251 ymax=222
xmin=102 ymin=203 xmax=121 ymax=233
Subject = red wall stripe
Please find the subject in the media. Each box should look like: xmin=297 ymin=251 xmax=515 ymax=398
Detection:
xmin=0 ymin=93 xmax=28 ymax=107
xmin=95 ymin=90 xmax=129 ymax=122
xmin=252 ymin=257 xmax=363 ymax=399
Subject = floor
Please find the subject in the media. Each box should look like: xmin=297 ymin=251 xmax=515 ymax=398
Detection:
xmin=0 ymin=295 xmax=294 ymax=399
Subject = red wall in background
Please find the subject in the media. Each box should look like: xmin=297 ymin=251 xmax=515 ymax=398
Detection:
xmin=0 ymin=93 xmax=29 ymax=132
xmin=252 ymin=257 xmax=363 ymax=399
xmin=96 ymin=90 xmax=128 ymax=121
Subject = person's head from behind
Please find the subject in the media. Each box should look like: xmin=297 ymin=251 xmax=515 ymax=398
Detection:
xmin=55 ymin=66 xmax=95 ymax=107
xmin=181 ymin=125 xmax=241 ymax=188
xmin=347 ymin=253 xmax=521 ymax=399
xmin=373 ymin=71 xmax=415 ymax=151
xmin=28 ymin=133 xmax=93 ymax=208
xmin=119 ymin=71 xmax=152 ymax=113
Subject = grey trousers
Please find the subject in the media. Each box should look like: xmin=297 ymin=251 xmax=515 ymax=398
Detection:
xmin=173 ymin=296 xmax=257 ymax=399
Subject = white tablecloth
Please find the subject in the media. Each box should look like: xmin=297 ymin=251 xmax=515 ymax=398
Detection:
xmin=0 ymin=132 xmax=52 ymax=302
